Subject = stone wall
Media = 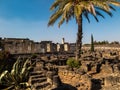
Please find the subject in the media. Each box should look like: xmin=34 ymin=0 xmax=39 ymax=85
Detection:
xmin=58 ymin=62 xmax=120 ymax=90
xmin=103 ymin=76 xmax=120 ymax=90
xmin=2 ymin=38 xmax=57 ymax=54
xmin=58 ymin=68 xmax=92 ymax=90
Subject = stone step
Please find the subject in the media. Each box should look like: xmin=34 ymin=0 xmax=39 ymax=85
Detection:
xmin=35 ymin=82 xmax=51 ymax=90
xmin=31 ymin=74 xmax=45 ymax=80
xmin=30 ymin=71 xmax=43 ymax=76
xmin=31 ymin=77 xmax=47 ymax=84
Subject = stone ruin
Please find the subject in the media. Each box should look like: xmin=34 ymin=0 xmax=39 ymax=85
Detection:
xmin=28 ymin=49 xmax=120 ymax=90
xmin=28 ymin=57 xmax=62 ymax=90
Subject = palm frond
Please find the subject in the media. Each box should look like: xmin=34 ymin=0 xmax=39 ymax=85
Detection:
xmin=50 ymin=0 xmax=62 ymax=10
xmin=109 ymin=1 xmax=120 ymax=6
xmin=93 ymin=15 xmax=99 ymax=22
xmin=90 ymin=4 xmax=96 ymax=16
xmin=58 ymin=16 xmax=65 ymax=27
xmin=48 ymin=9 xmax=63 ymax=26
xmin=96 ymin=7 xmax=113 ymax=17
xmin=48 ymin=0 xmax=120 ymax=27
xmin=109 ymin=5 xmax=116 ymax=11
xmin=95 ymin=10 xmax=105 ymax=18
xmin=83 ymin=11 xmax=90 ymax=23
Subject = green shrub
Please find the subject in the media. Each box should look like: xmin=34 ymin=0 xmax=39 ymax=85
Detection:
xmin=66 ymin=58 xmax=81 ymax=68
xmin=31 ymin=53 xmax=37 ymax=59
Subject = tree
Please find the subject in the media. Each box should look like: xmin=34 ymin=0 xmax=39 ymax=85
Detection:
xmin=91 ymin=34 xmax=94 ymax=52
xmin=48 ymin=0 xmax=120 ymax=60
xmin=0 ymin=57 xmax=33 ymax=90
xmin=110 ymin=41 xmax=119 ymax=44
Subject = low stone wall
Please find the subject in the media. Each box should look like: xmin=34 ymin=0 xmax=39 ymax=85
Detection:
xmin=103 ymin=76 xmax=120 ymax=90
xmin=58 ymin=68 xmax=92 ymax=90
xmin=58 ymin=65 xmax=120 ymax=90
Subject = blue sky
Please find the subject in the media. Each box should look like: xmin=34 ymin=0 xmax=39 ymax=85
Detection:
xmin=0 ymin=0 xmax=120 ymax=44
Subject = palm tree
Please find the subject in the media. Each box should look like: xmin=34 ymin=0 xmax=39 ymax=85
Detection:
xmin=48 ymin=0 xmax=120 ymax=60
xmin=0 ymin=57 xmax=33 ymax=90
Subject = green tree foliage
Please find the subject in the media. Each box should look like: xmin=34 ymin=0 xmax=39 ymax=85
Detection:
xmin=48 ymin=0 xmax=120 ymax=60
xmin=67 ymin=58 xmax=81 ymax=69
xmin=31 ymin=53 xmax=37 ymax=59
xmin=0 ymin=57 xmax=33 ymax=90
xmin=94 ymin=40 xmax=109 ymax=45
xmin=110 ymin=41 xmax=119 ymax=44
xmin=91 ymin=34 xmax=94 ymax=52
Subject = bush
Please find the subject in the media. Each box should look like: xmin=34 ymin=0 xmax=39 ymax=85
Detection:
xmin=31 ymin=53 xmax=37 ymax=59
xmin=66 ymin=58 xmax=81 ymax=69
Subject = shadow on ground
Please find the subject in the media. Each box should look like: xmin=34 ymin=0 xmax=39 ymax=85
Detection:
xmin=52 ymin=83 xmax=77 ymax=90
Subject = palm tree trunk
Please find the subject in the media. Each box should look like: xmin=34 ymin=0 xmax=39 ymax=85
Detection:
xmin=76 ymin=14 xmax=82 ymax=60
